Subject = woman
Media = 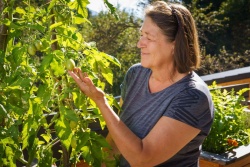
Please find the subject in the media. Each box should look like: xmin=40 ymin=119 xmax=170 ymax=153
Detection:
xmin=68 ymin=1 xmax=214 ymax=166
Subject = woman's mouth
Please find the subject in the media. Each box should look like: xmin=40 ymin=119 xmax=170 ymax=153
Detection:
xmin=141 ymin=52 xmax=149 ymax=56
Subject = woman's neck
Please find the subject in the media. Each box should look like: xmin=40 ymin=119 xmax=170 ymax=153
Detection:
xmin=148 ymin=68 xmax=188 ymax=93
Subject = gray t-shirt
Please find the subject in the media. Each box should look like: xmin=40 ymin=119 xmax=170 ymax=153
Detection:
xmin=119 ymin=64 xmax=214 ymax=167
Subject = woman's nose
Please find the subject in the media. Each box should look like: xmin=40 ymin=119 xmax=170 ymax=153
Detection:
xmin=137 ymin=37 xmax=145 ymax=48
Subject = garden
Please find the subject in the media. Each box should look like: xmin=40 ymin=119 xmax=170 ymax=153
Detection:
xmin=0 ymin=0 xmax=250 ymax=167
xmin=200 ymin=82 xmax=250 ymax=166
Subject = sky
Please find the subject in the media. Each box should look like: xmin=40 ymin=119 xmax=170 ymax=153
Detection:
xmin=87 ymin=0 xmax=142 ymax=13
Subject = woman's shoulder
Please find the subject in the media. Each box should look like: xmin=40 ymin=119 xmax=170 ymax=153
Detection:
xmin=128 ymin=63 xmax=146 ymax=71
xmin=189 ymin=72 xmax=211 ymax=96
xmin=126 ymin=63 xmax=150 ymax=76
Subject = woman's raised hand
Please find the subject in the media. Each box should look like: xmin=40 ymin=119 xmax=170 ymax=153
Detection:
xmin=68 ymin=68 xmax=105 ymax=104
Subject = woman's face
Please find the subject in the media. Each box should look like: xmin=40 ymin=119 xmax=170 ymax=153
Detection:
xmin=137 ymin=17 xmax=175 ymax=70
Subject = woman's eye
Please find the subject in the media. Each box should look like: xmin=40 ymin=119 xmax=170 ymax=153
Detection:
xmin=146 ymin=36 xmax=154 ymax=41
xmin=139 ymin=34 xmax=153 ymax=41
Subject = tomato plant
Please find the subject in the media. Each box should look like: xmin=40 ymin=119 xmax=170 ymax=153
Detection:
xmin=0 ymin=0 xmax=119 ymax=167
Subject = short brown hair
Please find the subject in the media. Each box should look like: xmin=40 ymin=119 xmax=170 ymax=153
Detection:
xmin=145 ymin=1 xmax=200 ymax=73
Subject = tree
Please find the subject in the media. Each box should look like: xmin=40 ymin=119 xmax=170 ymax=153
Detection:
xmin=220 ymin=0 xmax=250 ymax=53
xmin=196 ymin=47 xmax=250 ymax=75
xmin=182 ymin=0 xmax=250 ymax=54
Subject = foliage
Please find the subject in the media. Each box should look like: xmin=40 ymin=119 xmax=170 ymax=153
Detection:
xmin=187 ymin=0 xmax=228 ymax=54
xmin=182 ymin=0 xmax=250 ymax=55
xmin=220 ymin=0 xmax=250 ymax=53
xmin=0 ymin=0 xmax=120 ymax=166
xmin=202 ymin=82 xmax=250 ymax=154
xmin=196 ymin=47 xmax=250 ymax=75
xmin=82 ymin=10 xmax=142 ymax=95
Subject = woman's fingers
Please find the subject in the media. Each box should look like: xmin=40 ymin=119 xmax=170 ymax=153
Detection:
xmin=68 ymin=68 xmax=105 ymax=102
xmin=78 ymin=69 xmax=86 ymax=82
xmin=68 ymin=69 xmax=94 ymax=91
xmin=83 ymin=72 xmax=88 ymax=78
xmin=68 ymin=70 xmax=83 ymax=86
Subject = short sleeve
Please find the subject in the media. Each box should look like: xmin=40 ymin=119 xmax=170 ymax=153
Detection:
xmin=164 ymin=88 xmax=213 ymax=135
xmin=120 ymin=69 xmax=130 ymax=101
xmin=120 ymin=64 xmax=141 ymax=101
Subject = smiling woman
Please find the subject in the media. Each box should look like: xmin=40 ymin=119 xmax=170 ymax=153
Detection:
xmin=69 ymin=1 xmax=214 ymax=167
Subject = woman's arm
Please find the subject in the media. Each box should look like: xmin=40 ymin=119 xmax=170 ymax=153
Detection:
xmin=68 ymin=69 xmax=200 ymax=167
xmin=97 ymin=99 xmax=200 ymax=166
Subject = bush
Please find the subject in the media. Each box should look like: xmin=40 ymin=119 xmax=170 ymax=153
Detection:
xmin=202 ymin=82 xmax=250 ymax=154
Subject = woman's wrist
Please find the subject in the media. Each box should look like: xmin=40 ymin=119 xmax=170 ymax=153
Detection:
xmin=95 ymin=96 xmax=109 ymax=109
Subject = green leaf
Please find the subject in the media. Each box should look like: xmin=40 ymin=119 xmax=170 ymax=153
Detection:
xmin=26 ymin=23 xmax=46 ymax=32
xmin=103 ymin=0 xmax=119 ymax=19
xmin=12 ymin=46 xmax=26 ymax=66
xmin=5 ymin=146 xmax=16 ymax=167
xmin=21 ymin=121 xmax=30 ymax=150
xmin=37 ymin=84 xmax=52 ymax=107
xmin=9 ymin=77 xmax=31 ymax=88
xmin=81 ymin=146 xmax=92 ymax=163
xmin=40 ymin=134 xmax=51 ymax=143
xmin=40 ymin=54 xmax=53 ymax=72
xmin=4 ymin=85 xmax=22 ymax=91
xmin=98 ymin=61 xmax=113 ymax=85
xmin=7 ymin=125 xmax=19 ymax=142
xmin=100 ymin=52 xmax=121 ymax=68
xmin=237 ymin=88 xmax=250 ymax=96
xmin=54 ymin=106 xmax=76 ymax=150
xmin=73 ymin=16 xmax=90 ymax=24
xmin=38 ymin=147 xmax=53 ymax=167
xmin=55 ymin=117 xmax=72 ymax=150
xmin=75 ymin=131 xmax=90 ymax=151
xmin=75 ymin=0 xmax=89 ymax=18
xmin=6 ymin=102 xmax=26 ymax=116
xmin=27 ymin=99 xmax=33 ymax=115
xmin=91 ymin=140 xmax=103 ymax=167
xmin=49 ymin=22 xmax=63 ymax=31
xmin=91 ymin=132 xmax=110 ymax=148
xmin=47 ymin=0 xmax=57 ymax=12
xmin=21 ymin=115 xmax=39 ymax=151
xmin=50 ymin=58 xmax=64 ymax=76
xmin=1 ymin=137 xmax=15 ymax=145
xmin=1 ymin=18 xmax=20 ymax=29
xmin=60 ymin=106 xmax=79 ymax=122
xmin=15 ymin=7 xmax=26 ymax=15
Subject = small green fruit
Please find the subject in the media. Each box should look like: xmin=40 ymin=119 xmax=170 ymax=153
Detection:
xmin=34 ymin=40 xmax=42 ymax=51
xmin=65 ymin=59 xmax=75 ymax=71
xmin=27 ymin=44 xmax=36 ymax=56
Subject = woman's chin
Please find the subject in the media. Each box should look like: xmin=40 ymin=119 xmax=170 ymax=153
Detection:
xmin=140 ymin=61 xmax=150 ymax=69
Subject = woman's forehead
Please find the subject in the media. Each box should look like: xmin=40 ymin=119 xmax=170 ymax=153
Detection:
xmin=140 ymin=17 xmax=161 ymax=35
